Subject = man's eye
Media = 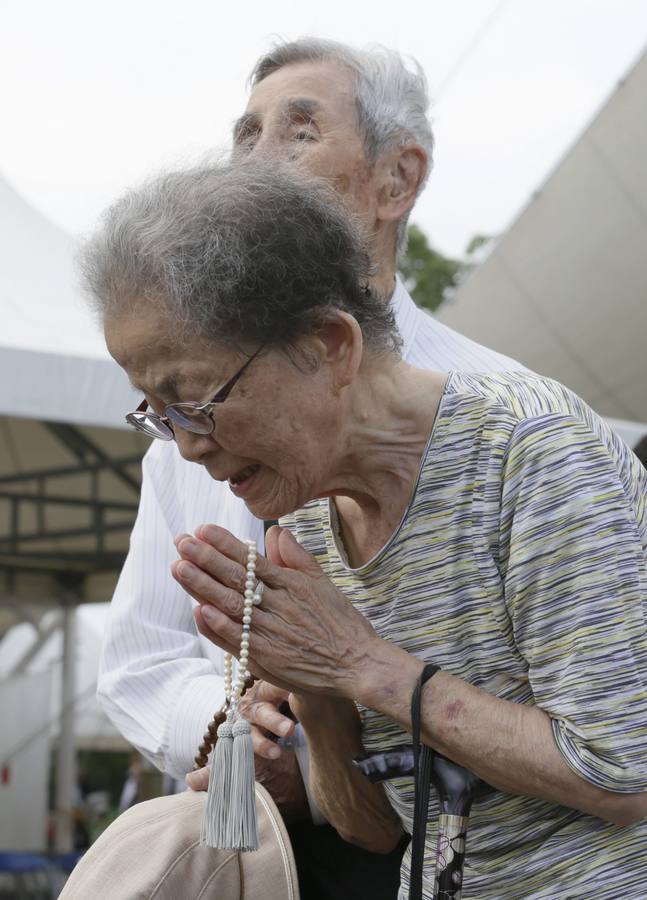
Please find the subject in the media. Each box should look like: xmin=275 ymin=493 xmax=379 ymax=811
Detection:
xmin=292 ymin=130 xmax=315 ymax=142
xmin=235 ymin=127 xmax=260 ymax=150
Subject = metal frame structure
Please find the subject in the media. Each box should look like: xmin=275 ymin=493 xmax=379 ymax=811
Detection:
xmin=0 ymin=417 xmax=146 ymax=851
xmin=0 ymin=422 xmax=142 ymax=579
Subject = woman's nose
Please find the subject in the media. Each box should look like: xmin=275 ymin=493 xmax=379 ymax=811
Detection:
xmin=173 ymin=428 xmax=217 ymax=464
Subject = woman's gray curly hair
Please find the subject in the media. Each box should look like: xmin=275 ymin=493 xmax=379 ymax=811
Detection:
xmin=80 ymin=159 xmax=401 ymax=357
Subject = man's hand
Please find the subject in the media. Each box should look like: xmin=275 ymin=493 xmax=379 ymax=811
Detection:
xmin=239 ymin=680 xmax=296 ymax=759
xmin=252 ymin=739 xmax=310 ymax=824
xmin=185 ymin=680 xmax=310 ymax=823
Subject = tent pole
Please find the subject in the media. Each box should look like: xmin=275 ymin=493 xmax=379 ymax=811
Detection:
xmin=55 ymin=604 xmax=77 ymax=852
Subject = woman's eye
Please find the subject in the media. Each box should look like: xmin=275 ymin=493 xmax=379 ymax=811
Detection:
xmin=147 ymin=399 xmax=166 ymax=417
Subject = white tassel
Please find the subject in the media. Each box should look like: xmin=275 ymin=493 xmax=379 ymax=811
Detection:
xmin=200 ymin=539 xmax=260 ymax=851
xmin=229 ymin=716 xmax=258 ymax=851
xmin=200 ymin=718 xmax=233 ymax=848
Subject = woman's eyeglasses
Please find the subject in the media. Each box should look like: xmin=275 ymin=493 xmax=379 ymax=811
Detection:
xmin=125 ymin=346 xmax=264 ymax=441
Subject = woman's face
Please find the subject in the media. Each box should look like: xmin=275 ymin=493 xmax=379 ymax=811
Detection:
xmin=105 ymin=310 xmax=344 ymax=520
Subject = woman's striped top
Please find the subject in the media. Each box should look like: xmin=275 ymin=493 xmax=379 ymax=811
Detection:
xmin=280 ymin=370 xmax=647 ymax=900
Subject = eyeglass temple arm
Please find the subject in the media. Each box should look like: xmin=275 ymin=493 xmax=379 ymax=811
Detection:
xmin=210 ymin=346 xmax=265 ymax=404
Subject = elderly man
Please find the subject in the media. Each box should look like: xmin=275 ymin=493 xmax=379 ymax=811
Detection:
xmin=96 ymin=37 xmax=521 ymax=897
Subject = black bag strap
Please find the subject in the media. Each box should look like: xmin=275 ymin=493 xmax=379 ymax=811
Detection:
xmin=409 ymin=663 xmax=440 ymax=900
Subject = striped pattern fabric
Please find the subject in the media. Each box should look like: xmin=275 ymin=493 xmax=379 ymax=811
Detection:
xmin=98 ymin=280 xmax=525 ymax=780
xmin=280 ymin=370 xmax=647 ymax=899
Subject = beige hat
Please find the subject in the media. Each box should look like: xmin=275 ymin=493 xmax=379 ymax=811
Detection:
xmin=59 ymin=783 xmax=299 ymax=900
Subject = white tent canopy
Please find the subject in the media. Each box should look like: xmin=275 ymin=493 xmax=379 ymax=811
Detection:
xmin=0 ymin=176 xmax=148 ymax=616
xmin=438 ymin=48 xmax=647 ymax=434
xmin=0 ymin=174 xmax=135 ymax=428
xmin=0 ymin=179 xmax=146 ymax=851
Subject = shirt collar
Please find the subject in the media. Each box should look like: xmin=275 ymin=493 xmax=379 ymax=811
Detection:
xmin=390 ymin=276 xmax=420 ymax=361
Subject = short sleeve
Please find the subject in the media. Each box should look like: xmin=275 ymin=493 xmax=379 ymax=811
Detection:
xmin=499 ymin=414 xmax=647 ymax=792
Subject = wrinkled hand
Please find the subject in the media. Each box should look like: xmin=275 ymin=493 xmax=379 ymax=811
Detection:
xmin=171 ymin=523 xmax=378 ymax=698
xmin=240 ymin=679 xmax=296 ymax=754
xmin=186 ymin=755 xmax=309 ymax=824
xmin=252 ymin=741 xmax=309 ymax=824
xmin=185 ymin=680 xmax=310 ymax=822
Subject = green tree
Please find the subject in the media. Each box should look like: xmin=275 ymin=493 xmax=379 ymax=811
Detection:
xmin=398 ymin=224 xmax=462 ymax=313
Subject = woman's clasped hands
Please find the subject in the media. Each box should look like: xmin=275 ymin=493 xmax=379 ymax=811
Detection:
xmin=171 ymin=523 xmax=379 ymax=700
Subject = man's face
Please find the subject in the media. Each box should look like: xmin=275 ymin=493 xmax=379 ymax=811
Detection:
xmin=233 ymin=61 xmax=380 ymax=223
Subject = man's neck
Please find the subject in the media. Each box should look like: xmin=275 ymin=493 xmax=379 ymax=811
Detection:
xmin=369 ymin=264 xmax=397 ymax=300
xmin=367 ymin=227 xmax=398 ymax=300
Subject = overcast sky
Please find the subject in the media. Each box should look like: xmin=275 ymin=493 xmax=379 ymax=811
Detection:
xmin=1 ymin=0 xmax=646 ymax=257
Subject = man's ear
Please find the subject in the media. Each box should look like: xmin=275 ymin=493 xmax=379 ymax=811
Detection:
xmin=376 ymin=144 xmax=427 ymax=224
xmin=312 ymin=313 xmax=364 ymax=391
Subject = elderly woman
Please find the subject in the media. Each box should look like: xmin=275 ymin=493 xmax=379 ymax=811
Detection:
xmin=82 ymin=160 xmax=647 ymax=899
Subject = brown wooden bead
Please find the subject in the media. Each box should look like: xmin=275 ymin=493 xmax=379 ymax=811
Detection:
xmin=193 ymin=692 xmax=252 ymax=770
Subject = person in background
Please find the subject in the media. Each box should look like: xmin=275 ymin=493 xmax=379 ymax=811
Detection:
xmin=117 ymin=752 xmax=142 ymax=813
xmin=633 ymin=434 xmax=647 ymax=469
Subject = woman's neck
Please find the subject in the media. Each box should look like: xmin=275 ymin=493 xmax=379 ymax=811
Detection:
xmin=325 ymin=360 xmax=447 ymax=567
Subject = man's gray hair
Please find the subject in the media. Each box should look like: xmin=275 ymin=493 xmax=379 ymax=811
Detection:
xmin=250 ymin=37 xmax=434 ymax=253
xmin=80 ymin=160 xmax=401 ymax=357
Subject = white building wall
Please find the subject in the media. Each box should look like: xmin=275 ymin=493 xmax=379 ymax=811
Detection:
xmin=0 ymin=671 xmax=50 ymax=850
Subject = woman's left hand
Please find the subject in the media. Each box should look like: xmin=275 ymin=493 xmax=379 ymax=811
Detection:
xmin=171 ymin=523 xmax=379 ymax=698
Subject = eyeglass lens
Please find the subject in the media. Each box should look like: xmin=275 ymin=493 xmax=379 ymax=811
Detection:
xmin=165 ymin=404 xmax=214 ymax=434
xmin=127 ymin=412 xmax=175 ymax=440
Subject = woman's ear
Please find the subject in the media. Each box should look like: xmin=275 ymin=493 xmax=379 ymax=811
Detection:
xmin=313 ymin=312 xmax=364 ymax=391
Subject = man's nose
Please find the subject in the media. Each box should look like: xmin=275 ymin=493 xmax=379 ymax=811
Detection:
xmin=248 ymin=131 xmax=286 ymax=160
